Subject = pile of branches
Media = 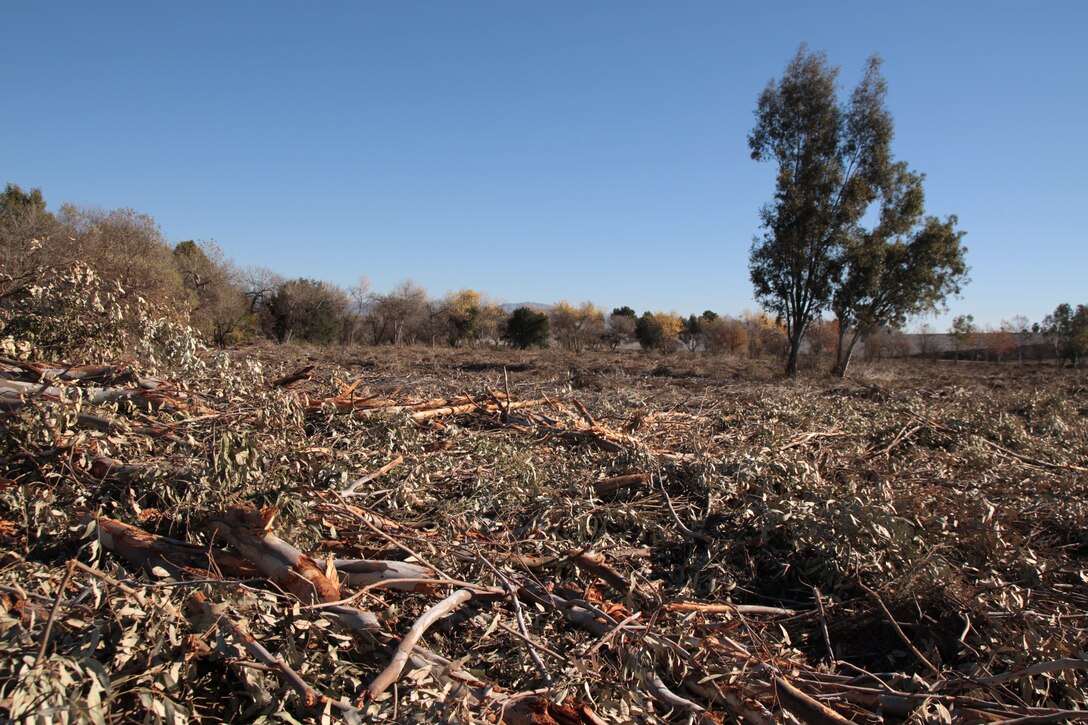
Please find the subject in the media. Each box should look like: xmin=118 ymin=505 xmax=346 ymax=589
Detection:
xmin=1 ymin=348 xmax=1086 ymax=723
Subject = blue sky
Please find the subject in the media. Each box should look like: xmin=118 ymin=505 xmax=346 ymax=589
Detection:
xmin=3 ymin=2 xmax=1085 ymax=328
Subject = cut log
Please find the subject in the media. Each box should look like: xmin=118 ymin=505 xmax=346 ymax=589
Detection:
xmin=368 ymin=588 xmax=474 ymax=698
xmin=96 ymin=516 xmax=257 ymax=578
xmin=271 ymin=365 xmax=315 ymax=388
xmin=592 ymin=473 xmax=650 ymax=497
xmin=205 ymin=506 xmax=341 ymax=604
xmin=332 ymin=558 xmax=434 ymax=591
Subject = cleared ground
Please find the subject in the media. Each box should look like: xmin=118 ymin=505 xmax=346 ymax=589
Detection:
xmin=2 ymin=345 xmax=1086 ymax=723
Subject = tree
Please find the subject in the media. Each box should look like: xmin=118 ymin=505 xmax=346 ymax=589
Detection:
xmin=173 ymin=241 xmax=251 ymax=346
xmin=550 ymin=300 xmax=605 ymax=353
xmin=949 ymin=314 xmax=976 ymax=362
xmin=741 ymin=309 xmax=788 ymax=359
xmin=982 ymin=325 xmax=1016 ymax=363
xmin=444 ymin=289 xmax=481 ymax=347
xmin=0 ymin=183 xmax=56 ymax=285
xmin=1042 ymin=304 xmax=1088 ymax=367
xmin=679 ymin=314 xmax=703 ymax=352
xmin=603 ymin=307 xmax=637 ymax=350
xmin=502 ymin=307 xmax=550 ymax=349
xmin=748 ymin=47 xmax=898 ymax=376
xmin=364 ymin=279 xmax=428 ymax=345
xmin=55 ymin=204 xmax=185 ymax=304
xmin=635 ymin=312 xmax=683 ymax=353
xmin=1001 ymin=315 xmax=1033 ymax=366
xmin=916 ymin=322 xmax=939 ymax=361
xmin=703 ymin=316 xmax=748 ymax=356
xmin=474 ymin=300 xmax=508 ymax=345
xmin=829 ymin=177 xmax=968 ymax=376
xmin=267 ymin=278 xmax=348 ymax=344
xmin=805 ymin=318 xmax=839 ymax=358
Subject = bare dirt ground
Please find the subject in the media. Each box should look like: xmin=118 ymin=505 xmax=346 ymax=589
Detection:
xmin=2 ymin=344 xmax=1086 ymax=723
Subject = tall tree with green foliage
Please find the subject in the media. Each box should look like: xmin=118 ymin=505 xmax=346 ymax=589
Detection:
xmin=829 ymin=163 xmax=969 ymax=376
xmin=267 ymin=278 xmax=347 ymax=344
xmin=748 ymin=47 xmax=898 ymax=376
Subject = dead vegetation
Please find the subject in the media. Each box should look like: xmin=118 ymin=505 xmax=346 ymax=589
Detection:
xmin=1 ymin=341 xmax=1086 ymax=723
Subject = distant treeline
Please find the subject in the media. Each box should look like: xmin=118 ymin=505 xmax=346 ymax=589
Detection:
xmin=0 ymin=183 xmax=1084 ymax=367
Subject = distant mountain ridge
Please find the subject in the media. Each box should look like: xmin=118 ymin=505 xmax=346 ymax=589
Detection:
xmin=500 ymin=302 xmax=552 ymax=313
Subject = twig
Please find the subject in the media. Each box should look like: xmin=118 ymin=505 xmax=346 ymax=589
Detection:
xmin=476 ymin=554 xmax=553 ymax=686
xmin=774 ymin=676 xmax=853 ymax=725
xmin=813 ymin=587 xmax=834 ymax=662
xmin=368 ymin=588 xmax=474 ymax=699
xmin=656 ymin=473 xmax=712 ymax=543
xmin=858 ymin=580 xmax=942 ymax=678
xmin=188 ymin=591 xmax=362 ymax=723
xmin=976 ymin=658 xmax=1088 ymax=687
xmin=34 ymin=559 xmax=76 ymax=667
xmin=341 ymin=454 xmax=405 ymax=496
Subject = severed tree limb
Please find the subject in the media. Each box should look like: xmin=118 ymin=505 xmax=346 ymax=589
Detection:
xmin=774 ymin=676 xmax=853 ymax=725
xmin=592 ymin=472 xmax=650 ymax=497
xmin=188 ymin=591 xmax=362 ymax=724
xmin=205 ymin=506 xmax=341 ymax=604
xmin=271 ymin=365 xmax=314 ymax=388
xmin=96 ymin=515 xmax=257 ymax=578
xmin=666 ymin=601 xmax=797 ymax=616
xmin=33 ymin=559 xmax=76 ymax=667
xmin=332 ymin=558 xmax=434 ymax=591
xmin=573 ymin=550 xmax=634 ymax=597
xmin=368 ymin=588 xmax=474 ymax=699
xmin=974 ymin=658 xmax=1088 ymax=687
xmin=684 ymin=678 xmax=775 ymax=725
xmin=341 ymin=454 xmax=404 ymax=496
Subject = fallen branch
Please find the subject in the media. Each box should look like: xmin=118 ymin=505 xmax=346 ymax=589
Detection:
xmin=666 ymin=601 xmax=797 ymax=616
xmin=188 ymin=591 xmax=362 ymax=723
xmin=368 ymin=588 xmax=475 ymax=699
xmin=332 ymin=558 xmax=434 ymax=592
xmin=205 ymin=506 xmax=341 ymax=604
xmin=592 ymin=472 xmax=650 ymax=497
xmin=774 ymin=676 xmax=853 ymax=725
xmin=341 ymin=454 xmax=404 ymax=496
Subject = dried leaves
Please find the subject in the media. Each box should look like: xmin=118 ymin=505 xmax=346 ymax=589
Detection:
xmin=1 ymin=345 xmax=1087 ymax=723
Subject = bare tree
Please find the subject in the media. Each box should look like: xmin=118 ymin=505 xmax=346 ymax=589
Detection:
xmin=1001 ymin=315 xmax=1032 ymax=366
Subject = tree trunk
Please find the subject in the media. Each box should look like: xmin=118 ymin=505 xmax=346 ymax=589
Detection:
xmin=831 ymin=329 xmax=862 ymax=378
xmin=785 ymin=334 xmax=802 ymax=376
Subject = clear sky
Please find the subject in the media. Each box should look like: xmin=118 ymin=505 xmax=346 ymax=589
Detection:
xmin=3 ymin=2 xmax=1085 ymax=328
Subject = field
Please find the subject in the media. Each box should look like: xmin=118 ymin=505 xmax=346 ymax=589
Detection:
xmin=2 ymin=345 xmax=1087 ymax=723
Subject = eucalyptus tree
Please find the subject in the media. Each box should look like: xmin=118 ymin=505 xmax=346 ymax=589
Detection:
xmin=749 ymin=47 xmax=966 ymax=377
xmin=829 ymin=165 xmax=968 ymax=376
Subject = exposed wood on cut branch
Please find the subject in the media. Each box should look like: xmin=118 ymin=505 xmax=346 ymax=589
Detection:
xmin=573 ymin=550 xmax=633 ymax=596
xmin=205 ymin=506 xmax=341 ymax=604
xmin=271 ymin=365 xmax=315 ymax=388
xmin=592 ymin=473 xmax=650 ymax=497
xmin=341 ymin=454 xmax=404 ymax=496
xmin=368 ymin=588 xmax=475 ymax=699
xmin=666 ymin=601 xmax=798 ymax=616
xmin=96 ymin=516 xmax=257 ymax=578
xmin=774 ymin=676 xmax=853 ymax=725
